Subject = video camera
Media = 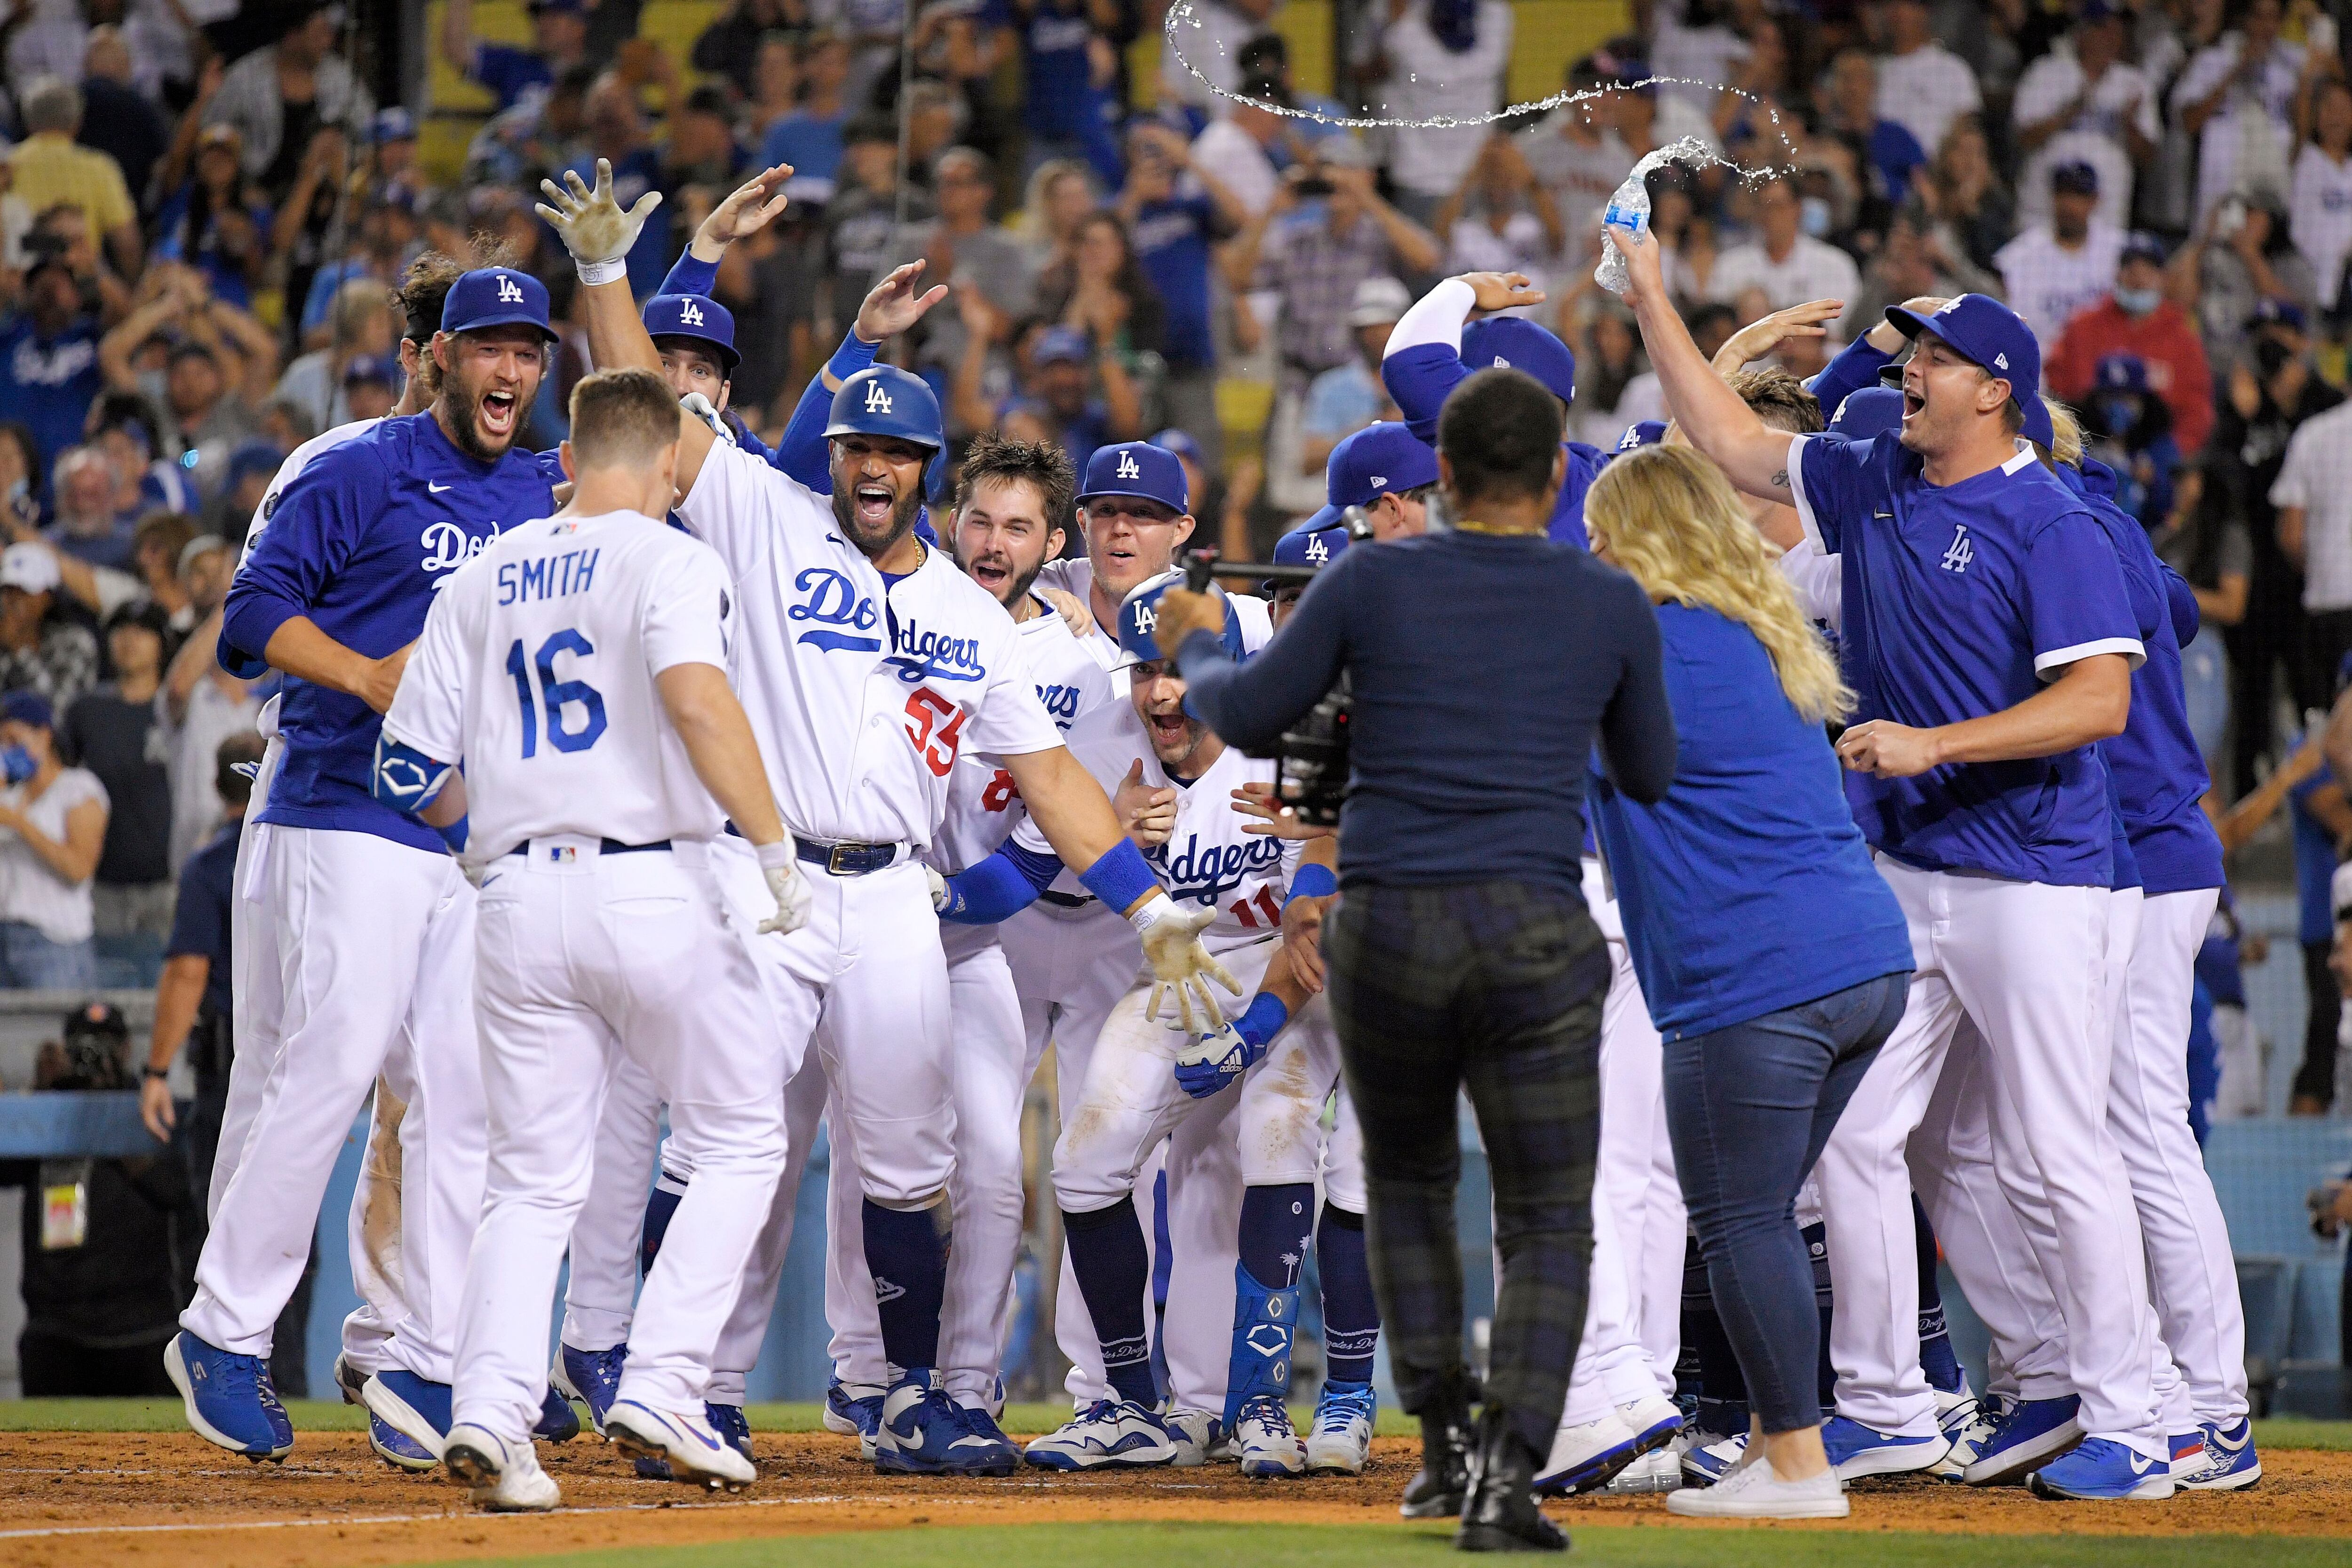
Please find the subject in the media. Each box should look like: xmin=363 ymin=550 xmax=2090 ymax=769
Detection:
xmin=1176 ymin=507 xmax=1374 ymax=828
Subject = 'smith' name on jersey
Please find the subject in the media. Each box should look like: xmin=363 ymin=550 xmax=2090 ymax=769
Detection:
xmin=498 ymin=547 xmax=601 ymax=605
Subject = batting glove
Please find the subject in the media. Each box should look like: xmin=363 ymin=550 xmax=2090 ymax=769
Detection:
xmin=535 ymin=159 xmax=663 ymax=287
xmin=923 ymin=863 xmax=949 ymax=911
xmin=1174 ymin=1023 xmax=1258 ymax=1098
xmin=1129 ymin=895 xmax=1241 ymax=1032
xmin=754 ymin=840 xmax=812 ymax=936
xmin=679 ymin=392 xmax=739 ymax=447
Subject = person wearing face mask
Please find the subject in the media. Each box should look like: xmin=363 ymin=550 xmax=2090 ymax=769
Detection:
xmin=0 ymin=689 xmax=110 ymax=989
xmin=2082 ymin=353 xmax=2181 ymax=528
xmin=1708 ymin=175 xmax=1863 ymax=345
xmin=2048 ymin=231 xmax=2215 ymax=456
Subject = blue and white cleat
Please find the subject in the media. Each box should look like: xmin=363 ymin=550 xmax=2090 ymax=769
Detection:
xmin=369 ymin=1411 xmax=438 ymax=1472
xmin=1306 ymin=1381 xmax=1377 ymax=1475
xmin=1823 ymin=1414 xmax=1952 ymax=1480
xmin=362 ymin=1370 xmax=453 ymax=1463
xmin=1616 ymin=1394 xmax=1684 ymax=1454
xmin=332 ymin=1353 xmax=369 ymax=1406
xmin=2027 ymin=1437 xmax=2174 ymax=1500
xmin=825 ymin=1376 xmax=885 ymax=1458
xmin=707 ymin=1402 xmax=755 ymax=1465
xmin=606 ymin=1398 xmax=756 ymax=1492
xmin=1534 ymin=1411 xmax=1641 ymax=1496
xmin=2175 ymin=1417 xmax=2261 ymax=1491
xmin=1234 ymin=1393 xmax=1307 ymax=1477
xmin=445 ymin=1422 xmax=560 ymax=1512
xmin=1024 ymin=1399 xmax=1180 ymax=1470
xmin=1679 ymin=1428 xmax=1748 ymax=1487
xmin=1963 ymin=1394 xmax=2082 ymax=1487
xmin=874 ymin=1372 xmax=1017 ymax=1475
xmin=534 ymin=1387 xmax=581 ymax=1443
xmin=1164 ymin=1408 xmax=1232 ymax=1466
xmin=551 ymin=1342 xmax=626 ymax=1436
xmin=952 ymin=1402 xmax=1021 ymax=1472
xmin=164 ymin=1330 xmax=292 ymax=1462
xmin=1930 ymin=1389 xmax=1989 ymax=1481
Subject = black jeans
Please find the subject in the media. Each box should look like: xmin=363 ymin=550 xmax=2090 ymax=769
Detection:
xmin=1324 ymin=878 xmax=1606 ymax=1458
xmin=2299 ymin=939 xmax=2343 ymax=1109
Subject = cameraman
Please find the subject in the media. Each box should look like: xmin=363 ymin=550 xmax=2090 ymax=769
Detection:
xmin=1153 ymin=367 xmax=1675 ymax=1551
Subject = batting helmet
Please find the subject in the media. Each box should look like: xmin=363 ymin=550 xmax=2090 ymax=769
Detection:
xmin=1461 ymin=317 xmax=1576 ymax=407
xmin=824 ymin=365 xmax=943 ymax=452
xmin=1117 ymin=569 xmax=1244 ymax=670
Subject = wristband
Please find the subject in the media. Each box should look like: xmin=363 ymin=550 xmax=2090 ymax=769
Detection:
xmin=577 ymin=256 xmax=628 ymax=287
xmin=140 ymin=1063 xmax=170 ymax=1082
xmin=434 ymin=813 xmax=469 ymax=855
xmin=1286 ymin=863 xmax=1337 ymax=904
xmin=1082 ymin=837 xmax=1162 ymax=915
xmin=754 ymin=837 xmax=796 ymax=873
xmin=827 ymin=330 xmax=881 ymax=383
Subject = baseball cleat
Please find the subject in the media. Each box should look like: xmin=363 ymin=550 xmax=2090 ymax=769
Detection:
xmin=1666 ymin=1453 xmax=1848 ymax=1519
xmin=362 ymin=1370 xmax=453 ymax=1463
xmin=873 ymin=1373 xmax=1017 ymax=1476
xmin=332 ymin=1353 xmax=370 ymax=1406
xmin=1615 ymin=1393 xmax=1684 ymax=1454
xmin=1234 ymin=1393 xmax=1307 ymax=1477
xmin=1605 ymin=1447 xmax=1685 ymax=1493
xmin=1534 ymin=1410 xmax=1641 ymax=1496
xmin=1306 ymin=1381 xmax=1377 ymax=1475
xmin=1164 ymin=1408 xmax=1233 ymax=1466
xmin=606 ymin=1398 xmax=756 ymax=1492
xmin=2174 ymin=1418 xmax=2261 ymax=1491
xmin=1821 ymin=1415 xmax=1951 ymax=1480
xmin=369 ymin=1411 xmax=439 ymax=1472
xmin=951 ymin=1402 xmax=1020 ymax=1472
xmin=445 ymin=1422 xmax=561 ymax=1512
xmin=1934 ymin=1393 xmax=2002 ymax=1481
xmin=165 ymin=1331 xmax=293 ymax=1462
xmin=1023 ymin=1399 xmax=1179 ymax=1470
xmin=552 ymin=1342 xmax=627 ymax=1436
xmin=707 ymin=1402 xmax=755 ymax=1464
xmin=1679 ymin=1427 xmax=1748 ymax=1487
xmin=534 ymin=1387 xmax=582 ymax=1443
xmin=2026 ymin=1437 xmax=2174 ymax=1501
xmin=1963 ymin=1394 xmax=2082 ymax=1487
xmin=825 ymin=1376 xmax=886 ymax=1457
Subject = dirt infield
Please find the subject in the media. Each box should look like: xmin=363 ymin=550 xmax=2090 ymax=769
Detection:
xmin=0 ymin=1431 xmax=2345 ymax=1568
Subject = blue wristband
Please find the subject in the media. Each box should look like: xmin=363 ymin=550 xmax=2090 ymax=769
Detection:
xmin=827 ymin=330 xmax=880 ymax=384
xmin=1286 ymin=863 xmax=1337 ymax=904
xmin=1232 ymin=991 xmax=1291 ymax=1053
xmin=435 ymin=813 xmax=469 ymax=854
xmin=1079 ymin=837 xmax=1160 ymax=913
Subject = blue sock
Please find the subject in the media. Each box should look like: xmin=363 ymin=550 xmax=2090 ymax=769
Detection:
xmin=1063 ymin=1197 xmax=1158 ymax=1407
xmin=1683 ymin=1232 xmax=1748 ymax=1434
xmin=1239 ymin=1184 xmax=1314 ymax=1288
xmin=1316 ymin=1204 xmax=1380 ymax=1387
xmin=1222 ymin=1185 xmax=1314 ymax=1429
xmin=639 ymin=1173 xmax=684 ymax=1278
xmin=1806 ymin=1220 xmax=1836 ymax=1417
xmin=1914 ymin=1196 xmax=1963 ymax=1393
xmin=1233 ymin=991 xmax=1291 ymax=1053
xmin=862 ymin=1198 xmax=947 ymax=1375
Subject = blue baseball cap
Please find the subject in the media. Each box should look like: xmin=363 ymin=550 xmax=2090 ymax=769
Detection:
xmin=1884 ymin=293 xmax=2052 ymax=447
xmin=372 ymin=106 xmax=417 ymax=145
xmin=341 ymin=353 xmax=395 ymax=388
xmin=0 ymin=689 xmax=53 ymax=731
xmin=1079 ymin=441 xmax=1189 ymax=512
xmin=1034 ymin=326 xmax=1091 ymax=366
xmin=1272 ymin=523 xmax=1351 ymax=572
xmin=441 ymin=267 xmax=557 ymax=342
xmin=1616 ymin=419 xmax=1668 ymax=452
xmin=644 ymin=293 xmax=739 ymax=375
xmin=2094 ymin=352 xmax=2149 ymax=394
xmin=1461 ymin=317 xmax=1576 ymax=406
xmin=2050 ymin=159 xmax=2099 ymax=196
xmin=1327 ymin=422 xmax=1438 ymax=511
xmin=2122 ymin=230 xmax=2169 ymax=268
xmin=1150 ymin=427 xmax=1201 ymax=461
xmin=1117 ymin=570 xmax=1243 ymax=669
xmin=1828 ymin=386 xmax=1905 ymax=440
xmin=2254 ymin=298 xmax=2308 ymax=332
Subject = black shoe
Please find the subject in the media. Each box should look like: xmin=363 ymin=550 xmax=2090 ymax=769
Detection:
xmin=1399 ymin=1372 xmax=1475 ymax=1520
xmin=1456 ymin=1407 xmax=1566 ymax=1553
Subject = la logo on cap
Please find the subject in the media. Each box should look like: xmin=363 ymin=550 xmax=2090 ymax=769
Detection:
xmin=1117 ymin=450 xmax=1141 ymax=479
xmin=496 ymin=274 xmax=524 ymax=304
xmin=1134 ymin=601 xmax=1157 ymax=632
xmin=681 ymin=300 xmax=704 ymax=326
xmin=864 ymin=381 xmax=892 ymax=413
xmin=1305 ymin=535 xmax=1328 ymax=562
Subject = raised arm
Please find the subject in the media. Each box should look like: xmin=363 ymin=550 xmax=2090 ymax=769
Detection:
xmin=1381 ymin=271 xmax=1545 ymax=442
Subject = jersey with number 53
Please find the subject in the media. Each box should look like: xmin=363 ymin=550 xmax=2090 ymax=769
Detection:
xmin=677 ymin=442 xmax=1065 ymax=848
xmin=381 ymin=509 xmax=737 ymax=863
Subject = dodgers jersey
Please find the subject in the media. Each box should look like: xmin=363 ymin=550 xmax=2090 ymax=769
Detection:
xmin=382 ymin=510 xmax=737 ymax=862
xmin=675 ymin=441 xmax=1065 ymax=848
xmin=222 ymin=412 xmax=564 ymax=854
xmin=225 ymin=416 xmax=385 ymax=681
xmin=1789 ymin=433 xmax=2144 ymax=887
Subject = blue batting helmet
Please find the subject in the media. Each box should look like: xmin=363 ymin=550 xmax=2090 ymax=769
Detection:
xmin=824 ymin=365 xmax=943 ymax=452
xmin=1117 ymin=570 xmax=1244 ymax=670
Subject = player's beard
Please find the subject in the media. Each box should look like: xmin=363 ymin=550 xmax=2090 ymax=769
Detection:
xmin=438 ymin=362 xmax=534 ymax=464
xmin=831 ymin=478 xmax=925 ymax=558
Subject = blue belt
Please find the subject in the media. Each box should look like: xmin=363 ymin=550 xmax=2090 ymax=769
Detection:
xmin=508 ymin=837 xmax=671 ymax=860
xmin=722 ymin=822 xmax=903 ymax=876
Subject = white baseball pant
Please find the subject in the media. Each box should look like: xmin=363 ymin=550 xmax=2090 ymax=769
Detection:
xmin=453 ymin=840 xmax=786 ymax=1445
xmin=559 ymin=1053 xmax=667 ymax=1354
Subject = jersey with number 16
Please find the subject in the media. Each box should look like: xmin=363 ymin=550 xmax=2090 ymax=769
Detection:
xmin=381 ymin=509 xmax=739 ymax=863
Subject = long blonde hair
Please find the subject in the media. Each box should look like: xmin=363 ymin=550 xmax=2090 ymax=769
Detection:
xmin=1584 ymin=444 xmax=1853 ymax=724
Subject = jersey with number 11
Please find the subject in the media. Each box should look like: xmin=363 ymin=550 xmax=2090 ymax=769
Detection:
xmin=382 ymin=509 xmax=738 ymax=863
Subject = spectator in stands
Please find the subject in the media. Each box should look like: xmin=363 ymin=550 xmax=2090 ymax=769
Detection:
xmin=758 ymin=31 xmax=852 ymax=197
xmin=86 ymin=399 xmax=193 ymax=523
xmin=64 ymin=602 xmax=172 ymax=939
xmin=566 ymin=71 xmax=672 ymax=299
xmin=42 ymin=447 xmax=132 ymax=571
xmin=1817 ymin=48 xmax=1927 ymax=231
xmin=2293 ymin=75 xmax=2352 ymax=330
xmin=665 ymin=83 xmax=749 ymax=191
xmin=159 ymin=534 xmax=252 ymax=871
xmin=2010 ymin=0 xmax=2158 ymax=234
xmin=1037 ymin=210 xmax=1166 ymax=359
xmin=1381 ymin=0 xmax=1515 ymax=224
xmin=1713 ymin=15 xmax=1800 ymax=171
xmin=101 ymin=271 xmax=275 ymax=493
xmin=364 ymin=106 xmax=425 ymax=208
xmin=2183 ymin=190 xmax=2317 ymax=372
xmin=442 ymin=0 xmax=592 ymax=115
xmin=1870 ymin=0 xmax=1980 ymax=159
xmin=1159 ymin=0 xmax=1278 ymax=116
xmin=882 ymin=145 xmax=1037 ymax=385
xmin=202 ymin=441 xmax=283 ymax=549
xmin=1707 ymin=174 xmax=1861 ymax=340
xmin=2155 ymin=456 xmax=2252 ymax=764
xmin=2273 ymin=386 xmax=2352 ymax=734
xmin=1566 ymin=298 xmax=1647 ymax=448
xmin=7 ymin=77 xmax=139 ymax=279
xmin=2171 ymin=0 xmax=2322 ymax=226
xmin=2047 ymin=230 xmax=2214 ymax=456
xmin=1299 ymin=276 xmax=1407 ymax=478
xmin=273 ymin=277 xmax=396 ymax=434
xmin=954 ymin=313 xmax=1139 ymax=472
xmin=78 ymin=26 xmax=167 ymax=213
xmin=1995 ymin=160 xmax=2125 ymax=350
xmin=2083 ymin=351 xmax=2181 ymax=525
xmin=2285 ymin=725 xmax=2351 ymax=1113
xmin=1236 ymin=32 xmax=1346 ymax=141
xmin=1435 ymin=135 xmax=1565 ymax=306
xmin=151 ymin=126 xmax=273 ymax=312
xmin=1522 ymin=58 xmax=1620 ymax=237
xmin=1008 ymin=0 xmax=1118 ymax=176
xmin=738 ymin=30 xmax=804 ymax=146
xmin=0 ymin=426 xmax=39 ymax=533
xmin=0 ymin=543 xmax=96 ymax=711
xmin=1189 ymin=72 xmax=1293 ymax=219
xmin=1653 ymin=0 xmax=1758 ymax=109
xmin=1234 ymin=143 xmax=1442 ymax=383
xmin=0 ymin=687 xmax=108 ymax=987
xmin=0 ymin=251 xmax=105 ymax=480
xmin=2 ymin=1000 xmax=190 ymax=1393
xmin=1590 ymin=49 xmax=1720 ymax=180
xmin=825 ymin=114 xmax=925 ymax=288
xmin=267 ymin=125 xmax=355 ymax=347
xmin=693 ymin=0 xmax=815 ymax=101
xmin=202 ymin=3 xmax=373 ymax=205
xmin=294 ymin=192 xmax=415 ymax=347
xmin=1112 ymin=122 xmax=1242 ymax=465
xmin=1025 ymin=159 xmax=1100 ymax=268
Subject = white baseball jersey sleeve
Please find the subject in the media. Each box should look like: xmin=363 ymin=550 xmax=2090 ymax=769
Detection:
xmin=381 ymin=509 xmax=737 ymax=861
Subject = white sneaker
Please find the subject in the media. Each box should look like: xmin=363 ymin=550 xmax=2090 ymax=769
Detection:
xmin=1616 ymin=1393 xmax=1685 ymax=1450
xmin=1535 ymin=1410 xmax=1640 ymax=1495
xmin=1022 ymin=1399 xmax=1178 ymax=1470
xmin=444 ymin=1423 xmax=560 ymax=1512
xmin=1234 ymin=1395 xmax=1306 ymax=1477
xmin=1305 ymin=1383 xmax=1377 ymax=1475
xmin=1667 ymin=1453 xmax=1848 ymax=1519
xmin=1679 ymin=1428 xmax=1750 ymax=1487
xmin=1164 ymin=1408 xmax=1234 ymax=1466
xmin=605 ymin=1399 xmax=757 ymax=1492
xmin=1606 ymin=1447 xmax=1685 ymax=1494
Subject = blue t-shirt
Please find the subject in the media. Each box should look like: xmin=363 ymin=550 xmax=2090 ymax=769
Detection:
xmin=562 ymin=149 xmax=669 ymax=299
xmin=165 ymin=819 xmax=241 ymax=1019
xmin=1382 ymin=339 xmax=1607 ymax=547
xmin=1865 ymin=119 xmax=1927 ymax=207
xmin=0 ymin=314 xmax=103 ymax=475
xmin=1129 ymin=193 xmax=1216 ymax=371
xmin=471 ymin=43 xmax=554 ymax=113
xmin=222 ymin=412 xmax=563 ymax=853
xmin=759 ymin=113 xmax=846 ymax=189
xmin=2196 ymin=886 xmax=2247 ymax=1005
xmin=1791 ymin=433 xmax=2145 ymax=886
xmin=2289 ymin=745 xmax=2339 ymax=944
xmin=1017 ymin=0 xmax=1096 ymax=139
xmin=45 ymin=519 xmax=137 ymax=573
xmin=1589 ymin=604 xmax=1912 ymax=1039
xmin=153 ymin=187 xmax=272 ymax=310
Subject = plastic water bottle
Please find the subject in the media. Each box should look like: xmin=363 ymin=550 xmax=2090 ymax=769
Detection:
xmin=1594 ymin=172 xmax=1651 ymax=296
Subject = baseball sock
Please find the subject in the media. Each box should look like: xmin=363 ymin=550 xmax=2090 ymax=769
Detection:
xmin=1240 ymin=1184 xmax=1314 ymax=1288
xmin=1682 ymin=1233 xmax=1748 ymax=1435
xmin=1806 ymin=1220 xmax=1836 ymax=1417
xmin=639 ymin=1172 xmax=686 ymax=1277
xmin=1063 ymin=1196 xmax=1159 ymax=1407
xmin=1226 ymin=1185 xmax=1314 ymax=1426
xmin=1913 ymin=1195 xmax=1964 ymax=1394
xmin=1316 ymin=1204 xmax=1380 ymax=1388
xmin=862 ymin=1198 xmax=948 ymax=1374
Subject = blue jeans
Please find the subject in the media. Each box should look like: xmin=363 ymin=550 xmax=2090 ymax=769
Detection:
xmin=0 ymin=922 xmax=94 ymax=989
xmin=1661 ymin=971 xmax=1911 ymax=1433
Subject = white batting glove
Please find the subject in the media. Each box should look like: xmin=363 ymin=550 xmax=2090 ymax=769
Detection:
xmin=535 ymin=158 xmax=663 ymax=287
xmin=754 ymin=841 xmax=812 ymax=935
xmin=679 ymin=391 xmax=738 ymax=447
xmin=1130 ymin=895 xmax=1241 ymax=1032
xmin=925 ymin=863 xmax=948 ymax=911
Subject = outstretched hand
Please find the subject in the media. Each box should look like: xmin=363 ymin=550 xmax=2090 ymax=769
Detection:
xmin=1457 ymin=270 xmax=1545 ymax=313
xmin=1715 ymin=299 xmax=1845 ymax=373
xmin=856 ymin=261 xmax=952 ymax=345
xmin=697 ymin=164 xmax=794 ymax=252
xmin=536 ymin=158 xmax=664 ymax=271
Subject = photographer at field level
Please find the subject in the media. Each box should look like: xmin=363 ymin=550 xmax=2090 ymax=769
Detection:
xmin=1152 ymin=367 xmax=1676 ymax=1552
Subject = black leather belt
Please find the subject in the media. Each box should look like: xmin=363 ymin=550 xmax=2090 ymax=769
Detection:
xmin=794 ymin=835 xmax=901 ymax=876
xmin=1039 ymin=889 xmax=1097 ymax=908
xmin=508 ymin=837 xmax=671 ymax=860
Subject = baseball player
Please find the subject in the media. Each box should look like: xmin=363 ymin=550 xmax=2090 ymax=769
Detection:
xmin=545 ymin=165 xmax=1232 ymax=1477
xmin=1616 ymin=207 xmax=2169 ymax=1500
xmin=372 ymin=366 xmax=807 ymax=1509
xmin=167 ymin=263 xmax=568 ymax=1466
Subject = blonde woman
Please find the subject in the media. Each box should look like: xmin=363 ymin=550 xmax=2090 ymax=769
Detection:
xmin=1582 ymin=444 xmax=1914 ymax=1522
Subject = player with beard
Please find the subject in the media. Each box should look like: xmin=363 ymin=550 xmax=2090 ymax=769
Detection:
xmin=167 ymin=266 xmax=568 ymax=1465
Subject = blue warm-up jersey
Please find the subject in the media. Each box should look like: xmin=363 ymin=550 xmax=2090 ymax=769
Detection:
xmin=222 ymin=412 xmax=563 ymax=853
xmin=1789 ymin=432 xmax=2145 ymax=887
xmin=1380 ymin=341 xmax=1609 ymax=549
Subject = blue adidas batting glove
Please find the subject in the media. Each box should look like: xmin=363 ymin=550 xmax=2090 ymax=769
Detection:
xmin=1174 ymin=1023 xmax=1258 ymax=1099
